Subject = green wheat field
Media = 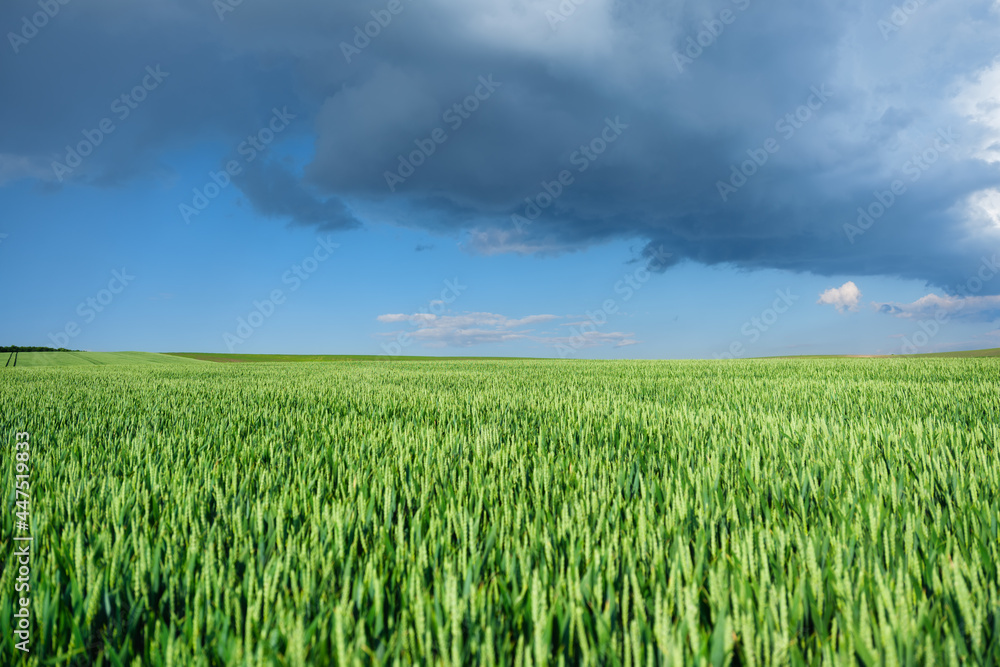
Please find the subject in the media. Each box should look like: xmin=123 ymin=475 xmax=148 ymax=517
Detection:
xmin=2 ymin=357 xmax=998 ymax=665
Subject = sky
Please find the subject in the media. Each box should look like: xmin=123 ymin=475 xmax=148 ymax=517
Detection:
xmin=2 ymin=0 xmax=1000 ymax=359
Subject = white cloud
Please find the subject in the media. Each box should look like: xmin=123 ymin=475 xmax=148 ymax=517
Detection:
xmin=964 ymin=188 xmax=1000 ymax=233
xmin=874 ymin=293 xmax=1000 ymax=322
xmin=376 ymin=313 xmax=436 ymax=324
xmin=375 ymin=310 xmax=637 ymax=350
xmin=462 ymin=228 xmax=577 ymax=256
xmin=953 ymin=59 xmax=1000 ymax=165
xmin=817 ymin=281 xmax=862 ymax=313
xmin=502 ymin=314 xmax=560 ymax=327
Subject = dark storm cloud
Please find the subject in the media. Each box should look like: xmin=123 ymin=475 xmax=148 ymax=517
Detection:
xmin=238 ymin=159 xmax=360 ymax=231
xmin=3 ymin=0 xmax=999 ymax=291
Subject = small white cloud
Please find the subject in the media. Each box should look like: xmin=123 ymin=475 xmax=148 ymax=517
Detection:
xmin=462 ymin=228 xmax=573 ymax=256
xmin=502 ymin=314 xmax=560 ymax=327
xmin=374 ymin=310 xmax=636 ymax=350
xmin=873 ymin=293 xmax=1000 ymax=322
xmin=817 ymin=281 xmax=862 ymax=313
xmin=376 ymin=313 xmax=437 ymax=324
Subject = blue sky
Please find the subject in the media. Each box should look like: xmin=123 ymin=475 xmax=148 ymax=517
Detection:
xmin=2 ymin=0 xmax=1000 ymax=358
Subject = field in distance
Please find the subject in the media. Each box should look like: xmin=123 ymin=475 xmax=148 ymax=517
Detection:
xmin=760 ymin=347 xmax=1000 ymax=359
xmin=173 ymin=349 xmax=1000 ymax=363
xmin=6 ymin=351 xmax=206 ymax=367
xmin=167 ymin=352 xmax=541 ymax=363
xmin=173 ymin=347 xmax=998 ymax=362
xmin=5 ymin=348 xmax=999 ymax=367
xmin=908 ymin=347 xmax=1000 ymax=357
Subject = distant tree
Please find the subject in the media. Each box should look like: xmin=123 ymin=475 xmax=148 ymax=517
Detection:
xmin=0 ymin=346 xmax=77 ymax=352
